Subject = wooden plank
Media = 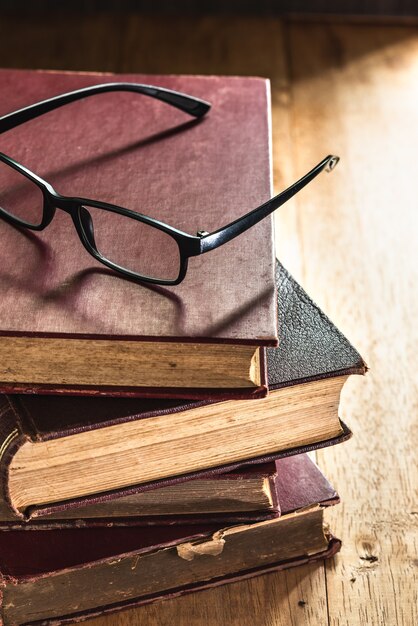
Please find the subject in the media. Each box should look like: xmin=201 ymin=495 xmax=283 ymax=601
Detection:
xmin=120 ymin=15 xmax=288 ymax=76
xmin=87 ymin=560 xmax=328 ymax=626
xmin=276 ymin=21 xmax=418 ymax=626
xmin=0 ymin=12 xmax=123 ymax=72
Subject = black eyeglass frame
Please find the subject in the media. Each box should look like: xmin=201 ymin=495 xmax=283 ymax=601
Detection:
xmin=0 ymin=82 xmax=339 ymax=285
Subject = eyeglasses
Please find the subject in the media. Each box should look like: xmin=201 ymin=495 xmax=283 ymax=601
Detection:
xmin=0 ymin=82 xmax=339 ymax=285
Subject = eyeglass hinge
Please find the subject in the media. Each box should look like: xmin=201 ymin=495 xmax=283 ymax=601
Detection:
xmin=196 ymin=230 xmax=209 ymax=238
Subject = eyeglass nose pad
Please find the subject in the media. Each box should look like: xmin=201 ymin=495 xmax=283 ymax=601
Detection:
xmin=79 ymin=206 xmax=97 ymax=249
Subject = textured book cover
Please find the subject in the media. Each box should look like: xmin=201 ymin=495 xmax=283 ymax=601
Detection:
xmin=0 ymin=68 xmax=277 ymax=397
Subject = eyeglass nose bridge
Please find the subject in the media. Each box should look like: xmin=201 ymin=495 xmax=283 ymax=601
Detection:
xmin=50 ymin=193 xmax=79 ymax=215
xmin=44 ymin=192 xmax=98 ymax=255
xmin=60 ymin=203 xmax=99 ymax=259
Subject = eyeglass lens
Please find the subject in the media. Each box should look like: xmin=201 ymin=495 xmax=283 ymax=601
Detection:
xmin=79 ymin=205 xmax=181 ymax=282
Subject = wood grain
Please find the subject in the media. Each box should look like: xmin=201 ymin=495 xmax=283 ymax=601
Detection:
xmin=0 ymin=12 xmax=124 ymax=72
xmin=0 ymin=12 xmax=416 ymax=626
xmin=278 ymin=21 xmax=418 ymax=626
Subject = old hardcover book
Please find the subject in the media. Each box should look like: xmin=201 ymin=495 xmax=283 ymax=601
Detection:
xmin=0 ymin=462 xmax=281 ymax=528
xmin=0 ymin=455 xmax=339 ymax=529
xmin=0 ymin=68 xmax=277 ymax=398
xmin=0 ymin=455 xmax=341 ymax=626
xmin=0 ymin=261 xmax=365 ymax=520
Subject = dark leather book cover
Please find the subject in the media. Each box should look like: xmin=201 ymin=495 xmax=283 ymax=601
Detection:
xmin=0 ymin=68 xmax=277 ymax=397
xmin=0 ymin=259 xmax=365 ymax=520
xmin=0 ymin=455 xmax=341 ymax=626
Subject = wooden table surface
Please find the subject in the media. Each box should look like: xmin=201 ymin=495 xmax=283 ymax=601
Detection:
xmin=0 ymin=13 xmax=416 ymax=626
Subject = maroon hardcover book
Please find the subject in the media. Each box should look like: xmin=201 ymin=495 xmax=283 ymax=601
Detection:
xmin=0 ymin=68 xmax=277 ymax=398
xmin=0 ymin=454 xmax=341 ymax=626
xmin=0 ymin=461 xmax=281 ymax=528
xmin=0 ymin=455 xmax=339 ymax=529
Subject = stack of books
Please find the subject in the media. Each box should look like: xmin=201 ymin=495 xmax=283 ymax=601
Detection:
xmin=0 ymin=69 xmax=365 ymax=625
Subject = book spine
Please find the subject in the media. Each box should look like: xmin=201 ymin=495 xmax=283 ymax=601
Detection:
xmin=0 ymin=398 xmax=27 ymax=521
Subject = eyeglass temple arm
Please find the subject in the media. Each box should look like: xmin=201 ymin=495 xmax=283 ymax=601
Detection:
xmin=0 ymin=83 xmax=211 ymax=134
xmin=199 ymin=155 xmax=339 ymax=253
